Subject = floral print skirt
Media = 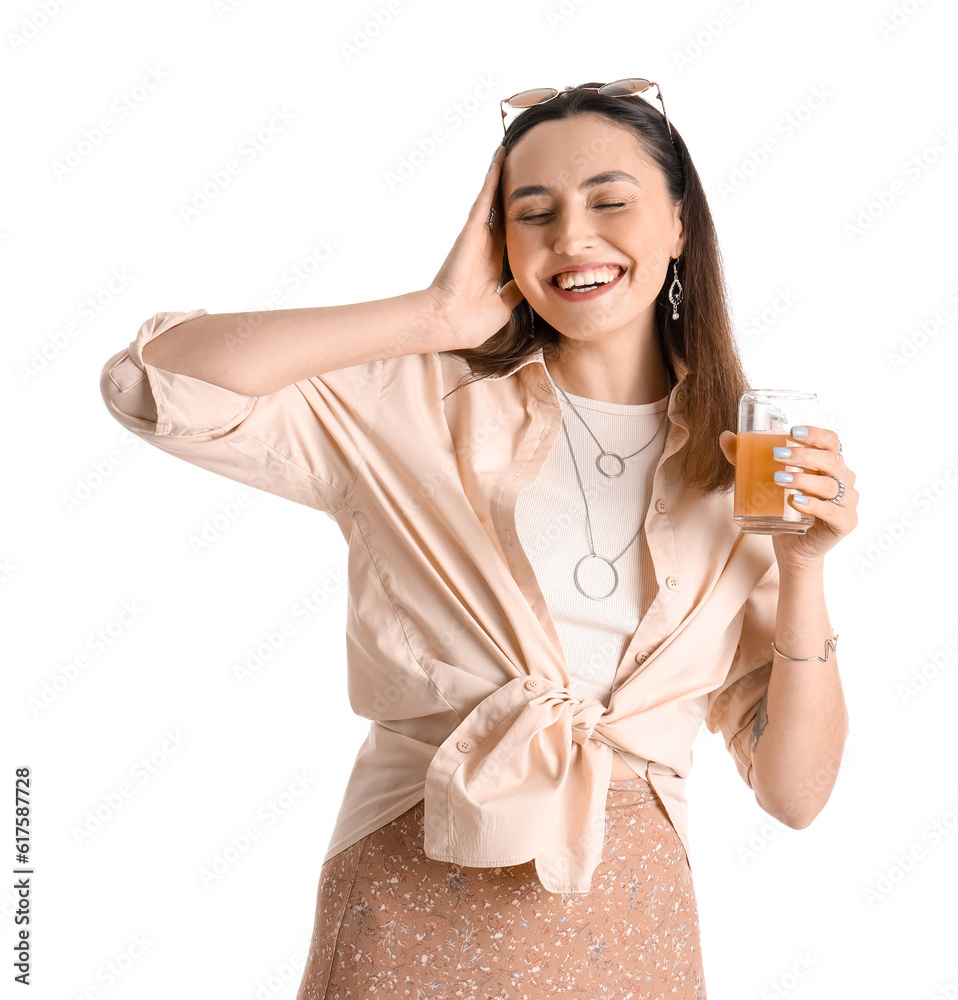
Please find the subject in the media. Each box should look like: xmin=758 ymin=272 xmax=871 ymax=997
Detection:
xmin=295 ymin=775 xmax=706 ymax=999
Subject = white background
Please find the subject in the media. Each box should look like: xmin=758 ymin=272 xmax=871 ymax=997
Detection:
xmin=4 ymin=0 xmax=957 ymax=998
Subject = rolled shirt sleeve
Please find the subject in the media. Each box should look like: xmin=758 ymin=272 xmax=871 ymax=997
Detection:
xmin=704 ymin=561 xmax=779 ymax=788
xmin=99 ymin=309 xmax=384 ymax=514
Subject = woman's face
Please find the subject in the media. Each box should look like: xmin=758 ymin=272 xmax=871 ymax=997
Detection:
xmin=500 ymin=113 xmax=684 ymax=344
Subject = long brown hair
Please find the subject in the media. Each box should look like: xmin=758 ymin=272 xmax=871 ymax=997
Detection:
xmin=440 ymin=82 xmax=748 ymax=498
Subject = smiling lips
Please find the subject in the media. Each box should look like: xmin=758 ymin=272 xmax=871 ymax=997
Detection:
xmin=551 ymin=264 xmax=625 ymax=291
xmin=548 ymin=264 xmax=626 ymax=300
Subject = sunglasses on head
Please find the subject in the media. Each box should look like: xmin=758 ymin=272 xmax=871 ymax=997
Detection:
xmin=499 ymin=78 xmax=675 ymax=148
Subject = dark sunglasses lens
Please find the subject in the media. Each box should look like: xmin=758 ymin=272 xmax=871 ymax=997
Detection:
xmin=506 ymin=88 xmax=559 ymax=110
xmin=599 ymin=78 xmax=652 ymax=97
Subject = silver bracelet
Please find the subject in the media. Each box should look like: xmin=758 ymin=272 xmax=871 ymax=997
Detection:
xmin=770 ymin=633 xmax=839 ymax=662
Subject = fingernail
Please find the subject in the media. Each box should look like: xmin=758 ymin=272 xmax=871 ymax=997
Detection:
xmin=791 ymin=426 xmax=808 ymax=438
xmin=773 ymin=447 xmax=791 ymax=459
xmin=774 ymin=471 xmax=793 ymax=483
xmin=792 ymin=493 xmax=809 ymax=504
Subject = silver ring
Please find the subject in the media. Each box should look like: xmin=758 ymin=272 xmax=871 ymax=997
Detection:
xmin=826 ymin=475 xmax=846 ymax=504
xmin=486 ymin=207 xmax=496 ymax=229
xmin=837 ymin=437 xmax=843 ymax=458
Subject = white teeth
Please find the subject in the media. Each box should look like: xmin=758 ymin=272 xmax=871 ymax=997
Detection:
xmin=554 ymin=267 xmax=622 ymax=290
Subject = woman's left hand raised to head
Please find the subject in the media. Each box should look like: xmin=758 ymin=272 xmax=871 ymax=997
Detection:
xmin=719 ymin=425 xmax=859 ymax=572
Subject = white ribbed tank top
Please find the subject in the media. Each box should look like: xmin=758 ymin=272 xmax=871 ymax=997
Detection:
xmin=515 ymin=366 xmax=670 ymax=708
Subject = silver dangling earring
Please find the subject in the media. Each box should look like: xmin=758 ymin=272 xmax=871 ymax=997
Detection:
xmin=668 ymin=256 xmax=683 ymax=320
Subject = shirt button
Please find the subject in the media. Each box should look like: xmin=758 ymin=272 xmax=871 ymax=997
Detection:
xmin=655 ymin=498 xmax=667 ymax=513
xmin=524 ymin=679 xmax=539 ymax=691
xmin=634 ymin=650 xmax=650 ymax=664
xmin=457 ymin=740 xmax=472 ymax=753
xmin=666 ymin=575 xmax=679 ymax=590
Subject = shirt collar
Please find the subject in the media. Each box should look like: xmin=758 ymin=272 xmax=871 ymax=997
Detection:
xmin=483 ymin=350 xmax=547 ymax=381
xmin=482 ymin=349 xmax=688 ymax=417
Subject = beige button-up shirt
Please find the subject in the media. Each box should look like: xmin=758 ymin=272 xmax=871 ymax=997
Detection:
xmin=100 ymin=308 xmax=779 ymax=894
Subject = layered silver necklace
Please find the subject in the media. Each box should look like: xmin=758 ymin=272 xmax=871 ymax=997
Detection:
xmin=547 ymin=365 xmax=672 ymax=601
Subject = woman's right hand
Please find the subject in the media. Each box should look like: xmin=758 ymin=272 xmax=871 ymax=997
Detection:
xmin=426 ymin=146 xmax=526 ymax=352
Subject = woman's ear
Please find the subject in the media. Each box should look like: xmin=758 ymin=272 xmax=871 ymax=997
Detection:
xmin=673 ymin=206 xmax=684 ymax=258
xmin=718 ymin=430 xmax=737 ymax=467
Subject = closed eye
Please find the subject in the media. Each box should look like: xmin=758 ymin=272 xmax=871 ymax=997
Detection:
xmin=518 ymin=203 xmax=626 ymax=222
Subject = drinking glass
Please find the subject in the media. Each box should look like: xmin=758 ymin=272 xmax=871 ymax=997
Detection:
xmin=734 ymin=390 xmax=820 ymax=534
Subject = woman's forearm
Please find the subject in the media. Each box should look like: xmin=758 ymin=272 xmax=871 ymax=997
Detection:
xmin=139 ymin=289 xmax=441 ymax=396
xmin=749 ymin=557 xmax=850 ymax=828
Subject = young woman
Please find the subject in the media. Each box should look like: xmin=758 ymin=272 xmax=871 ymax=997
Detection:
xmin=100 ymin=79 xmax=857 ymax=998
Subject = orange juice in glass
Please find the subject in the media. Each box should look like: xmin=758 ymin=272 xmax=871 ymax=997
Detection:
xmin=734 ymin=390 xmax=818 ymax=534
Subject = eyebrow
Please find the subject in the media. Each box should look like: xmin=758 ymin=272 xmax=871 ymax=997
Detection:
xmin=506 ymin=170 xmax=640 ymax=206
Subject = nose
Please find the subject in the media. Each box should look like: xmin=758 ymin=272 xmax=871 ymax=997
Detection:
xmin=551 ymin=203 xmax=596 ymax=256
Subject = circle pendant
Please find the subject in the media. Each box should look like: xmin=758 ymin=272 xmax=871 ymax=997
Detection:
xmin=595 ymin=451 xmax=625 ymax=478
xmin=573 ymin=554 xmax=618 ymax=600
